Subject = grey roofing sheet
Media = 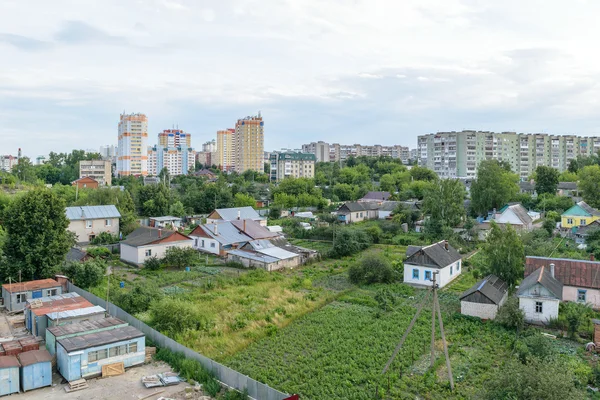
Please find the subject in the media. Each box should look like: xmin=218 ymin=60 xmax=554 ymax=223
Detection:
xmin=230 ymin=219 xmax=278 ymax=239
xmin=27 ymin=292 xmax=79 ymax=305
xmin=46 ymin=305 xmax=105 ymax=320
xmin=405 ymin=241 xmax=462 ymax=268
xmin=246 ymin=240 xmax=298 ymax=260
xmin=150 ymin=216 xmax=182 ymax=222
xmin=66 ymin=247 xmax=88 ymax=262
xmin=228 ymin=249 xmax=279 ymax=264
xmin=47 ymin=317 xmax=127 ymax=338
xmin=578 ymin=201 xmax=600 ymax=217
xmin=361 ymin=191 xmax=391 ymax=201
xmin=460 ymin=274 xmax=508 ymax=304
xmin=558 ymin=182 xmax=578 ymax=190
xmin=201 ymin=222 xmax=252 ymax=245
xmin=17 ymin=350 xmax=52 ymax=367
xmin=215 ymin=207 xmax=262 ymax=221
xmin=58 ymin=326 xmax=144 ymax=353
xmin=66 ymin=205 xmax=121 ymax=221
xmin=518 ymin=265 xmax=563 ymax=300
xmin=576 ymin=220 xmax=600 ymax=235
xmin=507 ymin=204 xmax=533 ymax=225
xmin=122 ymin=227 xmax=191 ymax=247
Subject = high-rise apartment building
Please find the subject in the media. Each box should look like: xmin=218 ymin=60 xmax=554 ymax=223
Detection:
xmin=99 ymin=145 xmax=117 ymax=160
xmin=202 ymin=139 xmax=217 ymax=153
xmin=147 ymin=146 xmax=195 ymax=176
xmin=270 ymin=152 xmax=316 ymax=182
xmin=302 ymin=142 xmax=330 ymax=163
xmin=216 ymin=129 xmax=235 ymax=171
xmin=0 ymin=155 xmax=17 ymax=172
xmin=234 ymin=114 xmax=264 ymax=173
xmin=117 ymin=113 xmax=148 ymax=177
xmin=80 ymin=160 xmax=112 ymax=186
xmin=302 ymin=142 xmax=411 ymax=164
xmin=158 ymin=129 xmax=191 ymax=148
xmin=418 ymin=131 xmax=600 ymax=179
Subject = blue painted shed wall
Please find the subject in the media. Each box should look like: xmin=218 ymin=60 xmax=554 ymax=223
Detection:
xmin=0 ymin=366 xmax=19 ymax=396
xmin=20 ymin=361 xmax=52 ymax=392
xmin=58 ymin=336 xmax=145 ymax=382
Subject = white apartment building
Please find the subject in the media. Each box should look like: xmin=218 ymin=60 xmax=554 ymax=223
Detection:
xmin=1 ymin=155 xmax=18 ymax=172
xmin=147 ymin=145 xmax=196 ymax=176
xmin=270 ymin=152 xmax=316 ymax=182
xmin=117 ymin=113 xmax=148 ymax=177
xmin=302 ymin=142 xmax=412 ymax=164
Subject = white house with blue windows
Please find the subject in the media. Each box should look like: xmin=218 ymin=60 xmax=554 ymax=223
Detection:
xmin=403 ymin=240 xmax=462 ymax=288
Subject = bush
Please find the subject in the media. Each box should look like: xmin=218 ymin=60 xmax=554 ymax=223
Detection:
xmin=62 ymin=259 xmax=106 ymax=289
xmin=348 ymin=254 xmax=395 ymax=284
xmin=144 ymin=256 xmax=162 ymax=271
xmin=496 ymin=297 xmax=525 ymax=333
xmin=163 ymin=247 xmax=198 ymax=269
xmin=329 ymin=229 xmax=372 ymax=258
xmin=115 ymin=282 xmax=163 ymax=314
xmin=90 ymin=232 xmax=119 ymax=245
xmin=87 ymin=247 xmax=111 ymax=258
xmin=150 ymin=297 xmax=213 ymax=334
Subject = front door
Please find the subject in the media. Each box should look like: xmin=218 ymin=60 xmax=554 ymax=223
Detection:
xmin=32 ymin=290 xmax=42 ymax=299
xmin=69 ymin=354 xmax=82 ymax=380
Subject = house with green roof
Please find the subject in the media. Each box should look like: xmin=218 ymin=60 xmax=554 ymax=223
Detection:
xmin=561 ymin=201 xmax=600 ymax=229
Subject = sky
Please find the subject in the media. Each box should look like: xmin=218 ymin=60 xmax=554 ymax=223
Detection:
xmin=2 ymin=0 xmax=600 ymax=158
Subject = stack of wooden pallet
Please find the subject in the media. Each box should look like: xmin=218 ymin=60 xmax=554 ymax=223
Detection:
xmin=65 ymin=379 xmax=88 ymax=393
xmin=145 ymin=347 xmax=156 ymax=363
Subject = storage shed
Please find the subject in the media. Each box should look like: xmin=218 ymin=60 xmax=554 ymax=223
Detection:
xmin=18 ymin=350 xmax=52 ymax=392
xmin=56 ymin=325 xmax=145 ymax=381
xmin=47 ymin=306 xmax=106 ymax=330
xmin=25 ymin=293 xmax=96 ymax=338
xmin=46 ymin=317 xmax=128 ymax=356
xmin=1 ymin=279 xmax=62 ymax=312
xmin=460 ymin=275 xmax=509 ymax=320
xmin=0 ymin=356 xmax=20 ymax=396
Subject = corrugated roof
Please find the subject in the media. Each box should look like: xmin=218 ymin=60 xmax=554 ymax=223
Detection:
xmin=66 ymin=247 xmax=88 ymax=262
xmin=360 ymin=191 xmax=391 ymax=201
xmin=66 ymin=205 xmax=121 ymax=221
xmin=47 ymin=305 xmax=105 ymax=320
xmin=2 ymin=278 xmax=61 ymax=293
xmin=578 ymin=201 xmax=600 ymax=216
xmin=460 ymin=274 xmax=508 ymax=304
xmin=506 ymin=204 xmax=533 ymax=225
xmin=525 ymin=256 xmax=600 ymax=290
xmin=17 ymin=349 xmax=52 ymax=366
xmin=197 ymin=222 xmax=252 ymax=245
xmin=122 ymin=226 xmax=192 ymax=247
xmin=47 ymin=317 xmax=126 ymax=337
xmin=405 ymin=240 xmax=462 ymax=269
xmin=575 ymin=220 xmax=600 ymax=236
xmin=0 ymin=356 xmax=20 ymax=369
xmin=214 ymin=207 xmax=262 ymax=221
xmin=58 ymin=325 xmax=144 ymax=353
xmin=245 ymin=240 xmax=299 ymax=260
xmin=150 ymin=216 xmax=182 ymax=222
xmin=231 ymin=219 xmax=278 ymax=239
xmin=227 ymin=249 xmax=279 ymax=264
xmin=518 ymin=265 xmax=563 ymax=300
xmin=30 ymin=294 xmax=94 ymax=316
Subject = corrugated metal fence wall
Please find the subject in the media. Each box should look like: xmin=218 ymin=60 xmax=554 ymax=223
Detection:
xmin=67 ymin=282 xmax=289 ymax=400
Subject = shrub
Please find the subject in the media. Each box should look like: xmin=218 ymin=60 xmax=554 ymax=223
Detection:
xmin=164 ymin=247 xmax=199 ymax=269
xmin=90 ymin=232 xmax=119 ymax=245
xmin=87 ymin=247 xmax=112 ymax=258
xmin=348 ymin=254 xmax=395 ymax=284
xmin=62 ymin=259 xmax=106 ymax=289
xmin=328 ymin=228 xmax=372 ymax=258
xmin=144 ymin=256 xmax=162 ymax=271
xmin=115 ymin=282 xmax=163 ymax=314
xmin=496 ymin=297 xmax=525 ymax=334
xmin=150 ymin=297 xmax=213 ymax=334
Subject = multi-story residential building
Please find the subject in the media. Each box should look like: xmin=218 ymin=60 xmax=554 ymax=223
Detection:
xmin=158 ymin=129 xmax=191 ymax=148
xmin=410 ymin=148 xmax=418 ymax=162
xmin=99 ymin=145 xmax=117 ymax=160
xmin=418 ymin=131 xmax=600 ymax=179
xmin=117 ymin=113 xmax=148 ymax=177
xmin=216 ymin=129 xmax=235 ymax=172
xmin=147 ymin=145 xmax=195 ymax=176
xmin=269 ymin=152 xmax=316 ymax=182
xmin=202 ymin=139 xmax=217 ymax=153
xmin=234 ymin=114 xmax=264 ymax=173
xmin=0 ymin=155 xmax=18 ymax=172
xmin=36 ymin=156 xmax=46 ymax=165
xmin=302 ymin=142 xmax=411 ymax=164
xmin=80 ymin=160 xmax=112 ymax=186
xmin=302 ymin=141 xmax=330 ymax=163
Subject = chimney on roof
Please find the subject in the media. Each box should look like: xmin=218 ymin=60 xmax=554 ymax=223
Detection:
xmin=550 ymin=263 xmax=555 ymax=278
xmin=158 ymin=229 xmax=162 ymax=238
xmin=243 ymin=219 xmax=246 ymax=232
xmin=591 ymin=254 xmax=596 ymax=261
xmin=80 ymin=207 xmax=85 ymax=219
xmin=444 ymin=240 xmax=449 ymax=251
xmin=237 ymin=210 xmax=241 ymax=220
xmin=214 ymin=224 xmax=218 ymax=235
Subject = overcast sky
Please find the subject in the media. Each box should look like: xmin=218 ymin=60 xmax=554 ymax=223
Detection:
xmin=2 ymin=0 xmax=600 ymax=158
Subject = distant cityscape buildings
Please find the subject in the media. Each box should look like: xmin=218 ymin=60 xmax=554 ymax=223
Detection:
xmin=148 ymin=129 xmax=196 ymax=177
xmin=301 ymin=142 xmax=412 ymax=164
xmin=79 ymin=159 xmax=112 ymax=186
xmin=418 ymin=131 xmax=600 ymax=180
xmin=270 ymin=152 xmax=316 ymax=182
xmin=117 ymin=113 xmax=149 ymax=177
xmin=99 ymin=145 xmax=117 ymax=160
xmin=0 ymin=154 xmax=18 ymax=172
xmin=215 ymin=113 xmax=265 ymax=174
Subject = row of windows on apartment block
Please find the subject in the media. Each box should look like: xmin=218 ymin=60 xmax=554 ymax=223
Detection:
xmin=411 ymin=262 xmax=460 ymax=280
xmin=88 ymin=342 xmax=139 ymax=362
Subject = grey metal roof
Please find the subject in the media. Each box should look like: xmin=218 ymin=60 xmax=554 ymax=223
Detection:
xmin=198 ymin=222 xmax=252 ymax=245
xmin=122 ymin=226 xmax=192 ymax=247
xmin=150 ymin=216 xmax=182 ymax=222
xmin=66 ymin=247 xmax=88 ymax=262
xmin=517 ymin=265 xmax=563 ymax=300
xmin=460 ymin=274 xmax=508 ymax=304
xmin=27 ymin=292 xmax=79 ymax=305
xmin=214 ymin=207 xmax=262 ymax=221
xmin=46 ymin=305 xmax=105 ymax=321
xmin=66 ymin=205 xmax=121 ymax=221
xmin=558 ymin=182 xmax=578 ymax=190
xmin=404 ymin=240 xmax=462 ymax=269
xmin=57 ymin=326 xmax=144 ymax=353
xmin=47 ymin=317 xmax=127 ymax=338
xmin=360 ymin=191 xmax=391 ymax=201
xmin=227 ymin=249 xmax=279 ymax=264
xmin=519 ymin=181 xmax=535 ymax=191
xmin=578 ymin=201 xmax=600 ymax=217
xmin=231 ymin=219 xmax=278 ymax=239
xmin=246 ymin=240 xmax=298 ymax=260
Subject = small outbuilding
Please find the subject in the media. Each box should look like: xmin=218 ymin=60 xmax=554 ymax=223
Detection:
xmin=0 ymin=356 xmax=20 ymax=396
xmin=460 ymin=275 xmax=508 ymax=320
xmin=47 ymin=306 xmax=106 ymax=330
xmin=25 ymin=293 xmax=96 ymax=338
xmin=2 ymin=279 xmax=63 ymax=312
xmin=18 ymin=350 xmax=52 ymax=392
xmin=518 ymin=265 xmax=563 ymax=324
xmin=46 ymin=317 xmax=128 ymax=356
xmin=56 ymin=325 xmax=145 ymax=382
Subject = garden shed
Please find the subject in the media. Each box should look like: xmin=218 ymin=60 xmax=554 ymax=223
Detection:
xmin=460 ymin=275 xmax=508 ymax=320
xmin=46 ymin=317 xmax=128 ymax=355
xmin=0 ymin=356 xmax=20 ymax=396
xmin=25 ymin=293 xmax=96 ymax=338
xmin=56 ymin=325 xmax=145 ymax=381
xmin=2 ymin=278 xmax=62 ymax=312
xmin=18 ymin=350 xmax=52 ymax=392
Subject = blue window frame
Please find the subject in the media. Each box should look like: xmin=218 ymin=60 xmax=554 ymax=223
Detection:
xmin=425 ymin=271 xmax=432 ymax=281
xmin=412 ymin=269 xmax=419 ymax=279
xmin=578 ymin=289 xmax=587 ymax=302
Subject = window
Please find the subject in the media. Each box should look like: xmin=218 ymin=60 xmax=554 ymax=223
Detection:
xmin=46 ymin=289 xmax=57 ymax=297
xmin=16 ymin=293 xmax=26 ymax=303
xmin=578 ymin=290 xmax=587 ymax=302
xmin=210 ymin=242 xmax=216 ymax=248
xmin=88 ymin=349 xmax=108 ymax=363
xmin=109 ymin=345 xmax=127 ymax=357
xmin=105 ymin=219 xmax=112 ymax=227
xmin=145 ymin=249 xmax=152 ymax=257
xmin=412 ymin=269 xmax=419 ymax=279
xmin=129 ymin=343 xmax=138 ymax=353
xmin=457 ymin=261 xmax=460 ymax=271
xmin=567 ymin=218 xmax=573 ymax=225
xmin=450 ymin=266 xmax=453 ymax=275
xmin=535 ymin=301 xmax=543 ymax=313
xmin=424 ymin=271 xmax=431 ymax=281
xmin=201 ymin=239 xmax=205 ymax=247
xmin=580 ymin=219 xmax=587 ymax=226
xmin=356 ymin=213 xmax=359 ymax=218
xmin=85 ymin=220 xmax=93 ymax=229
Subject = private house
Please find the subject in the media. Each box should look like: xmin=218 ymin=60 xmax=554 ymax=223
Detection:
xmin=0 ymin=356 xmax=20 ymax=396
xmin=66 ymin=205 xmax=121 ymax=244
xmin=574 ymin=221 xmax=600 ymax=246
xmin=120 ymin=227 xmax=194 ymax=266
xmin=561 ymin=201 xmax=600 ymax=230
xmin=206 ymin=207 xmax=266 ymax=226
xmin=486 ymin=203 xmax=535 ymax=231
xmin=18 ymin=350 xmax=52 ymax=392
xmin=46 ymin=317 xmax=128 ymax=356
xmin=189 ymin=222 xmax=252 ymax=256
xmin=517 ymin=265 xmax=563 ymax=324
xmin=56 ymin=325 xmax=145 ymax=382
xmin=403 ymin=241 xmax=462 ymax=288
xmin=557 ymin=182 xmax=580 ymax=199
xmin=237 ymin=240 xmax=301 ymax=269
xmin=519 ymin=181 xmax=536 ymax=196
xmin=194 ymin=168 xmax=217 ymax=181
xmin=72 ymin=176 xmax=99 ymax=189
xmin=359 ymin=191 xmax=391 ymax=202
xmin=336 ymin=202 xmax=378 ymax=224
xmin=525 ymin=256 xmax=600 ymax=308
xmin=66 ymin=247 xmax=91 ymax=263
xmin=230 ymin=219 xmax=279 ymax=240
xmin=460 ymin=275 xmax=508 ymax=320
xmin=149 ymin=216 xmax=182 ymax=230
xmin=2 ymin=279 xmax=63 ymax=312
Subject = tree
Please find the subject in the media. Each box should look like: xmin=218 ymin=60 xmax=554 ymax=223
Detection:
xmin=558 ymin=170 xmax=578 ymax=182
xmin=422 ymin=178 xmax=466 ymax=228
xmin=481 ymin=222 xmax=524 ymax=287
xmin=150 ymin=297 xmax=212 ymax=334
xmin=496 ymin=297 xmax=525 ymax=333
xmin=234 ymin=193 xmax=257 ymax=208
xmin=534 ymin=166 xmax=560 ymax=195
xmin=542 ymin=218 xmax=556 ymax=235
xmin=62 ymin=259 xmax=105 ymax=289
xmin=169 ymin=201 xmax=186 ymax=218
xmin=470 ymin=160 xmax=519 ymax=216
xmin=329 ymin=229 xmax=371 ymax=258
xmin=2 ymin=189 xmax=72 ymax=281
xmin=562 ymin=301 xmax=593 ymax=339
xmin=163 ymin=247 xmax=198 ymax=269
xmin=144 ymin=256 xmax=162 ymax=271
xmin=12 ymin=157 xmax=37 ymax=183
xmin=578 ymin=165 xmax=600 ymax=208
xmin=409 ymin=166 xmax=437 ymax=181
xmin=379 ymin=174 xmax=397 ymax=193
xmin=116 ymin=282 xmax=164 ymax=314
xmin=348 ymin=254 xmax=395 ymax=284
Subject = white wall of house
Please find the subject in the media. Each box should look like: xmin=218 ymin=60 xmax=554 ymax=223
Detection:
xmin=378 ymin=211 xmax=392 ymax=219
xmin=191 ymin=236 xmax=220 ymax=255
xmin=563 ymin=286 xmax=600 ymax=308
xmin=68 ymin=218 xmax=120 ymax=243
xmin=461 ymin=301 xmax=499 ymax=320
xmin=120 ymin=240 xmax=193 ymax=265
xmin=519 ymin=297 xmax=559 ymax=324
xmin=403 ymin=259 xmax=462 ymax=288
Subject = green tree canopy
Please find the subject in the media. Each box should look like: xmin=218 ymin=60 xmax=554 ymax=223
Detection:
xmin=578 ymin=165 xmax=600 ymax=208
xmin=233 ymin=193 xmax=257 ymax=208
xmin=534 ymin=166 xmax=560 ymax=195
xmin=62 ymin=259 xmax=106 ymax=289
xmin=422 ymin=178 xmax=466 ymax=228
xmin=481 ymin=222 xmax=524 ymax=287
xmin=470 ymin=160 xmax=519 ymax=216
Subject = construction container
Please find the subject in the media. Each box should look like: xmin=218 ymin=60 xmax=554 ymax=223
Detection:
xmin=0 ymin=356 xmax=20 ymax=396
xmin=2 ymin=341 xmax=22 ymax=357
xmin=19 ymin=337 xmax=39 ymax=352
xmin=18 ymin=350 xmax=52 ymax=392
xmin=46 ymin=317 xmax=128 ymax=356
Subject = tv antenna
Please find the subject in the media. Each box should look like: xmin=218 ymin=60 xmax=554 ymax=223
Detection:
xmin=380 ymin=271 xmax=454 ymax=394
